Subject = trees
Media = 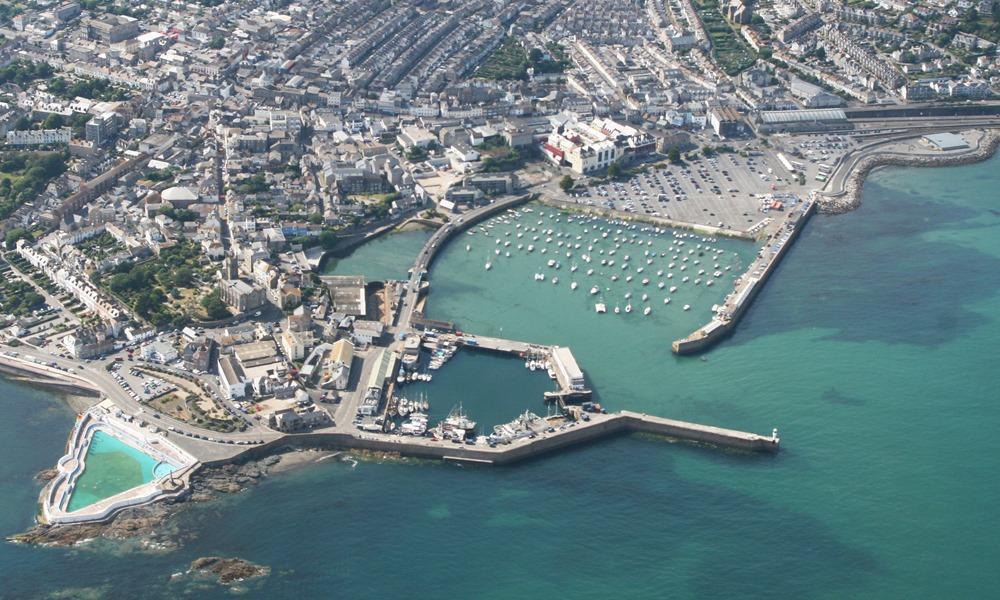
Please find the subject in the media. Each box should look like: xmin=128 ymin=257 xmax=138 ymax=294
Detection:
xmin=667 ymin=148 xmax=682 ymax=164
xmin=42 ymin=113 xmax=65 ymax=129
xmin=0 ymin=61 xmax=54 ymax=87
xmin=208 ymin=35 xmax=225 ymax=50
xmin=559 ymin=175 xmax=574 ymax=191
xmin=201 ymin=290 xmax=230 ymax=320
xmin=607 ymin=161 xmax=623 ymax=179
xmin=4 ymin=227 xmax=29 ymax=247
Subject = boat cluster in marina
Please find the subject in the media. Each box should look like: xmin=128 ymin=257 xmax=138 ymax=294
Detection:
xmin=464 ymin=206 xmax=745 ymax=318
xmin=487 ymin=410 xmax=547 ymax=446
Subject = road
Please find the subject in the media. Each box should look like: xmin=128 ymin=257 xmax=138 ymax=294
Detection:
xmin=1 ymin=346 xmax=280 ymax=458
xmin=397 ymin=194 xmax=532 ymax=330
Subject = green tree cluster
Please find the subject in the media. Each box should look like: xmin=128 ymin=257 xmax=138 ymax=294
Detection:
xmin=47 ymin=76 xmax=129 ymax=101
xmin=200 ymin=290 xmax=229 ymax=320
xmin=0 ymin=151 xmax=69 ymax=219
xmin=236 ymin=173 xmax=269 ymax=194
xmin=0 ymin=61 xmax=54 ymax=86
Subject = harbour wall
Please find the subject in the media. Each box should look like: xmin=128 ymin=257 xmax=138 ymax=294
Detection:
xmin=421 ymin=193 xmax=534 ymax=271
xmin=672 ymin=199 xmax=816 ymax=355
xmin=537 ymin=195 xmax=755 ymax=241
xmin=203 ymin=411 xmax=778 ymax=468
xmin=0 ymin=357 xmax=102 ymax=397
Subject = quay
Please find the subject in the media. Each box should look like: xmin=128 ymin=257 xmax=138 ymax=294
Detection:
xmin=538 ymin=194 xmax=757 ymax=241
xmin=215 ymin=409 xmax=778 ymax=468
xmin=672 ymin=197 xmax=816 ymax=355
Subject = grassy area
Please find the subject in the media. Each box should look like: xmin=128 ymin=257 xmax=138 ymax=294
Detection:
xmin=0 ymin=268 xmax=45 ymax=317
xmin=98 ymin=240 xmax=216 ymax=327
xmin=475 ymin=37 xmax=569 ymax=81
xmin=692 ymin=0 xmax=758 ymax=75
xmin=76 ymin=231 xmax=122 ymax=261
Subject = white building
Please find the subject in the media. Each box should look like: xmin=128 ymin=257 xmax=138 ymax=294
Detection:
xmin=6 ymin=127 xmax=72 ymax=146
xmin=218 ymin=356 xmax=248 ymax=399
xmin=140 ymin=339 xmax=179 ymax=364
xmin=542 ymin=116 xmax=654 ymax=175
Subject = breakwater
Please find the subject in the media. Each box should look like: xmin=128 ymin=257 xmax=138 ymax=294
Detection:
xmin=673 ymin=198 xmax=815 ymax=355
xmin=204 ymin=410 xmax=778 ymax=468
xmin=819 ymin=129 xmax=1000 ymax=214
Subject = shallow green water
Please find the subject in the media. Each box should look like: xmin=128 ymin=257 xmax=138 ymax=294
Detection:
xmin=321 ymin=226 xmax=433 ymax=281
xmin=2 ymin=156 xmax=999 ymax=598
xmin=66 ymin=431 xmax=175 ymax=512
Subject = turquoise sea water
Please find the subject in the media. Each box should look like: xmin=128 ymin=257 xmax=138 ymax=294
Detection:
xmin=2 ymin=156 xmax=1000 ymax=598
xmin=66 ymin=431 xmax=175 ymax=513
xmin=322 ymin=226 xmax=433 ymax=281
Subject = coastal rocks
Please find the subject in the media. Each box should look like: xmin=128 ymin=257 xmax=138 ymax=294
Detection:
xmin=189 ymin=556 xmax=270 ymax=585
xmin=187 ymin=457 xmax=276 ymax=501
xmin=34 ymin=468 xmax=58 ymax=482
xmin=11 ymin=456 xmax=283 ymax=548
xmin=818 ymin=130 xmax=1000 ymax=215
xmin=9 ymin=503 xmax=176 ymax=548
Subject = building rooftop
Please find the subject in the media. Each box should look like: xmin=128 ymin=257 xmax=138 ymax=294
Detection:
xmin=922 ymin=132 xmax=969 ymax=151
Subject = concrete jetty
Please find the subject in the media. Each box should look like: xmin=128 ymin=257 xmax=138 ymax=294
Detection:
xmin=223 ymin=410 xmax=778 ymax=468
xmin=672 ymin=198 xmax=815 ymax=355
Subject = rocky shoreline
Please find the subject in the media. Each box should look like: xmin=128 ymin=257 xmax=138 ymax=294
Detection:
xmin=7 ymin=447 xmax=390 ymax=549
xmin=9 ymin=454 xmax=289 ymax=548
xmin=818 ymin=130 xmax=1000 ymax=215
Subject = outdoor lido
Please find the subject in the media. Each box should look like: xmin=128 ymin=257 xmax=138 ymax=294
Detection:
xmin=15 ymin=194 xmax=817 ymax=527
xmin=41 ymin=399 xmax=197 ymax=525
